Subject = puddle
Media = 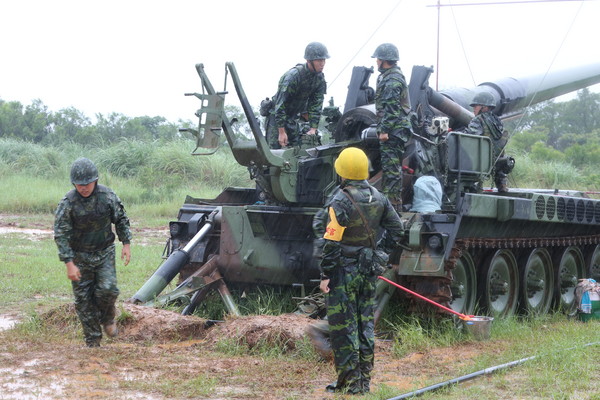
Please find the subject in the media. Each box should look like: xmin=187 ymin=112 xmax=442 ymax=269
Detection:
xmin=0 ymin=315 xmax=18 ymax=331
xmin=0 ymin=227 xmax=52 ymax=236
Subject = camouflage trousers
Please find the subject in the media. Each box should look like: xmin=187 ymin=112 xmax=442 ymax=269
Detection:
xmin=71 ymin=245 xmax=119 ymax=346
xmin=326 ymin=263 xmax=377 ymax=393
xmin=264 ymin=113 xmax=306 ymax=149
xmin=380 ymin=135 xmax=406 ymax=205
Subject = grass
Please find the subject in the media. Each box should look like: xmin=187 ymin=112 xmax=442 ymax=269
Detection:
xmin=2 ymin=138 xmax=600 ymax=399
xmin=0 ymin=229 xmax=165 ymax=313
xmin=1 ymin=216 xmax=599 ymax=399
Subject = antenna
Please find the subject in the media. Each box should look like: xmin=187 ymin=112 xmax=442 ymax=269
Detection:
xmin=428 ymin=0 xmax=590 ymax=90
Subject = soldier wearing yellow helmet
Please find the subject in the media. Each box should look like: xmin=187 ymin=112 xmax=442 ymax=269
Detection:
xmin=311 ymin=147 xmax=404 ymax=394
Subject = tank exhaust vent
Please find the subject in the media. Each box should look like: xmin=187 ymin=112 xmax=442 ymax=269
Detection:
xmin=557 ymin=198 xmax=566 ymax=221
xmin=535 ymin=197 xmax=545 ymax=220
xmin=546 ymin=196 xmax=556 ymax=220
xmin=585 ymin=200 xmax=594 ymax=223
xmin=566 ymin=199 xmax=576 ymax=221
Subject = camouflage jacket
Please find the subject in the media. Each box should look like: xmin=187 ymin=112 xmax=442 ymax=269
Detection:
xmin=464 ymin=111 xmax=507 ymax=157
xmin=314 ymin=180 xmax=404 ymax=274
xmin=375 ymin=66 xmax=412 ymax=139
xmin=272 ymin=63 xmax=327 ymax=130
xmin=54 ymin=184 xmax=132 ymax=262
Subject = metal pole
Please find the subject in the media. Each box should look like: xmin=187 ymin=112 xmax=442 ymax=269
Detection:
xmin=385 ymin=342 xmax=600 ymax=400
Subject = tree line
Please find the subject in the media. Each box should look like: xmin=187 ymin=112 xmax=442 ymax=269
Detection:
xmin=1 ymin=89 xmax=599 ymax=163
xmin=505 ymin=88 xmax=600 ymax=170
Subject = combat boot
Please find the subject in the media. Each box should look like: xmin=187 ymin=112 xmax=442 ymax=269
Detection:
xmin=103 ymin=320 xmax=118 ymax=338
xmin=306 ymin=321 xmax=332 ymax=360
xmin=391 ymin=200 xmax=403 ymax=213
xmin=86 ymin=338 xmax=101 ymax=348
xmin=495 ymin=180 xmax=509 ymax=193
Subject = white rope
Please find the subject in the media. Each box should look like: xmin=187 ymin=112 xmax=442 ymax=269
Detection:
xmin=328 ymin=0 xmax=405 ymax=90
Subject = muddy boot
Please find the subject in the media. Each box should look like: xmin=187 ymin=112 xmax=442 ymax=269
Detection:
xmin=495 ymin=171 xmax=509 ymax=193
xmin=391 ymin=199 xmax=403 ymax=213
xmin=325 ymin=382 xmax=338 ymax=393
xmin=361 ymin=379 xmax=371 ymax=393
xmin=86 ymin=338 xmax=101 ymax=348
xmin=306 ymin=320 xmax=332 ymax=360
xmin=103 ymin=320 xmax=118 ymax=338
xmin=102 ymin=306 xmax=119 ymax=338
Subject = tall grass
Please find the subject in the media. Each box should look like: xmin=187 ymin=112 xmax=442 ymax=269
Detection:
xmin=0 ymin=138 xmax=252 ymax=215
xmin=510 ymin=152 xmax=585 ymax=190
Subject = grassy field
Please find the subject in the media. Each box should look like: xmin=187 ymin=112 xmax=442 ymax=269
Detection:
xmin=1 ymin=213 xmax=599 ymax=399
xmin=1 ymin=139 xmax=600 ymax=398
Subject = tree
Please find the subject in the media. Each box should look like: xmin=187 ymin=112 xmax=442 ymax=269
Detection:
xmin=23 ymin=99 xmax=52 ymax=143
xmin=516 ymin=89 xmax=600 ymax=150
xmin=48 ymin=107 xmax=92 ymax=145
xmin=0 ymin=100 xmax=26 ymax=140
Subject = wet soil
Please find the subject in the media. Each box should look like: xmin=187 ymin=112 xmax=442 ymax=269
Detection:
xmin=0 ymin=215 xmax=486 ymax=400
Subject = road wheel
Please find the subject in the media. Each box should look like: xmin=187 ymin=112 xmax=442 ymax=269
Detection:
xmin=518 ymin=248 xmax=554 ymax=316
xmin=479 ymin=249 xmax=519 ymax=318
xmin=450 ymin=250 xmax=477 ymax=317
xmin=553 ymin=246 xmax=584 ymax=314
xmin=585 ymin=244 xmax=600 ymax=282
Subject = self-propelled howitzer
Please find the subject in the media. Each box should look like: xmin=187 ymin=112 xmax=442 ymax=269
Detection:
xmin=132 ymin=61 xmax=600 ymax=320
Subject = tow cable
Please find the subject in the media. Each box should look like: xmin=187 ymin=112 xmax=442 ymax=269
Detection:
xmin=385 ymin=342 xmax=600 ymax=399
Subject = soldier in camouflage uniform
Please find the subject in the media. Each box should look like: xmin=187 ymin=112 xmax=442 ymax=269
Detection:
xmin=264 ymin=42 xmax=329 ymax=149
xmin=54 ymin=157 xmax=132 ymax=347
xmin=372 ymin=43 xmax=413 ymax=209
xmin=465 ymin=92 xmax=512 ymax=192
xmin=314 ymin=147 xmax=404 ymax=394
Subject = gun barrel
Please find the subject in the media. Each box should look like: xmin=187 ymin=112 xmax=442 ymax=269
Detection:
xmin=130 ymin=219 xmax=215 ymax=304
xmin=439 ymin=63 xmax=600 ymax=126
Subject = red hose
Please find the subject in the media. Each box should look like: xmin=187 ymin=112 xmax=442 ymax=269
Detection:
xmin=378 ymin=276 xmax=474 ymax=320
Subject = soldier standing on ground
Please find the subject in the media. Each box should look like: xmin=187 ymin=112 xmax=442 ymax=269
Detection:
xmin=314 ymin=147 xmax=404 ymax=395
xmin=54 ymin=157 xmax=132 ymax=347
xmin=264 ymin=42 xmax=329 ymax=149
xmin=372 ymin=43 xmax=413 ymax=210
xmin=464 ymin=92 xmax=512 ymax=192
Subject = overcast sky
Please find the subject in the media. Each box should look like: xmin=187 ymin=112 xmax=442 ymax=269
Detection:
xmin=1 ymin=0 xmax=599 ymax=123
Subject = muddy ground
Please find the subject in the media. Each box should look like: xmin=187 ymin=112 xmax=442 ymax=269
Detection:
xmin=0 ymin=217 xmax=503 ymax=399
xmin=1 ymin=302 xmax=492 ymax=400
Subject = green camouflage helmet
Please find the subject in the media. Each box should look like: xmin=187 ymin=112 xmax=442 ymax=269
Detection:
xmin=304 ymin=42 xmax=330 ymax=60
xmin=470 ymin=92 xmax=496 ymax=108
xmin=371 ymin=43 xmax=399 ymax=61
xmin=70 ymin=157 xmax=99 ymax=185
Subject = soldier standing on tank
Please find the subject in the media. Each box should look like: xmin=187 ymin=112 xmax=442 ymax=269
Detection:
xmin=54 ymin=157 xmax=132 ymax=348
xmin=314 ymin=147 xmax=404 ymax=394
xmin=465 ymin=92 xmax=512 ymax=192
xmin=372 ymin=43 xmax=413 ymax=211
xmin=264 ymin=42 xmax=329 ymax=149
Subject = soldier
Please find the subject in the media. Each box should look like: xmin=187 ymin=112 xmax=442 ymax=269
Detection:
xmin=314 ymin=147 xmax=404 ymax=394
xmin=372 ymin=43 xmax=413 ymax=210
xmin=54 ymin=157 xmax=132 ymax=347
xmin=264 ymin=42 xmax=329 ymax=149
xmin=465 ymin=92 xmax=512 ymax=192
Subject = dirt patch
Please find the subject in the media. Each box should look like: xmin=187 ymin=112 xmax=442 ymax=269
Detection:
xmin=41 ymin=303 xmax=209 ymax=342
xmin=41 ymin=303 xmax=316 ymax=349
xmin=0 ymin=303 xmax=489 ymax=400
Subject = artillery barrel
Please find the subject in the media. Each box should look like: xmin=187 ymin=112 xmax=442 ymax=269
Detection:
xmin=130 ymin=219 xmax=215 ymax=304
xmin=439 ymin=63 xmax=600 ymax=126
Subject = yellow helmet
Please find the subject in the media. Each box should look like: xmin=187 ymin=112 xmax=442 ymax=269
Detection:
xmin=334 ymin=147 xmax=369 ymax=180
